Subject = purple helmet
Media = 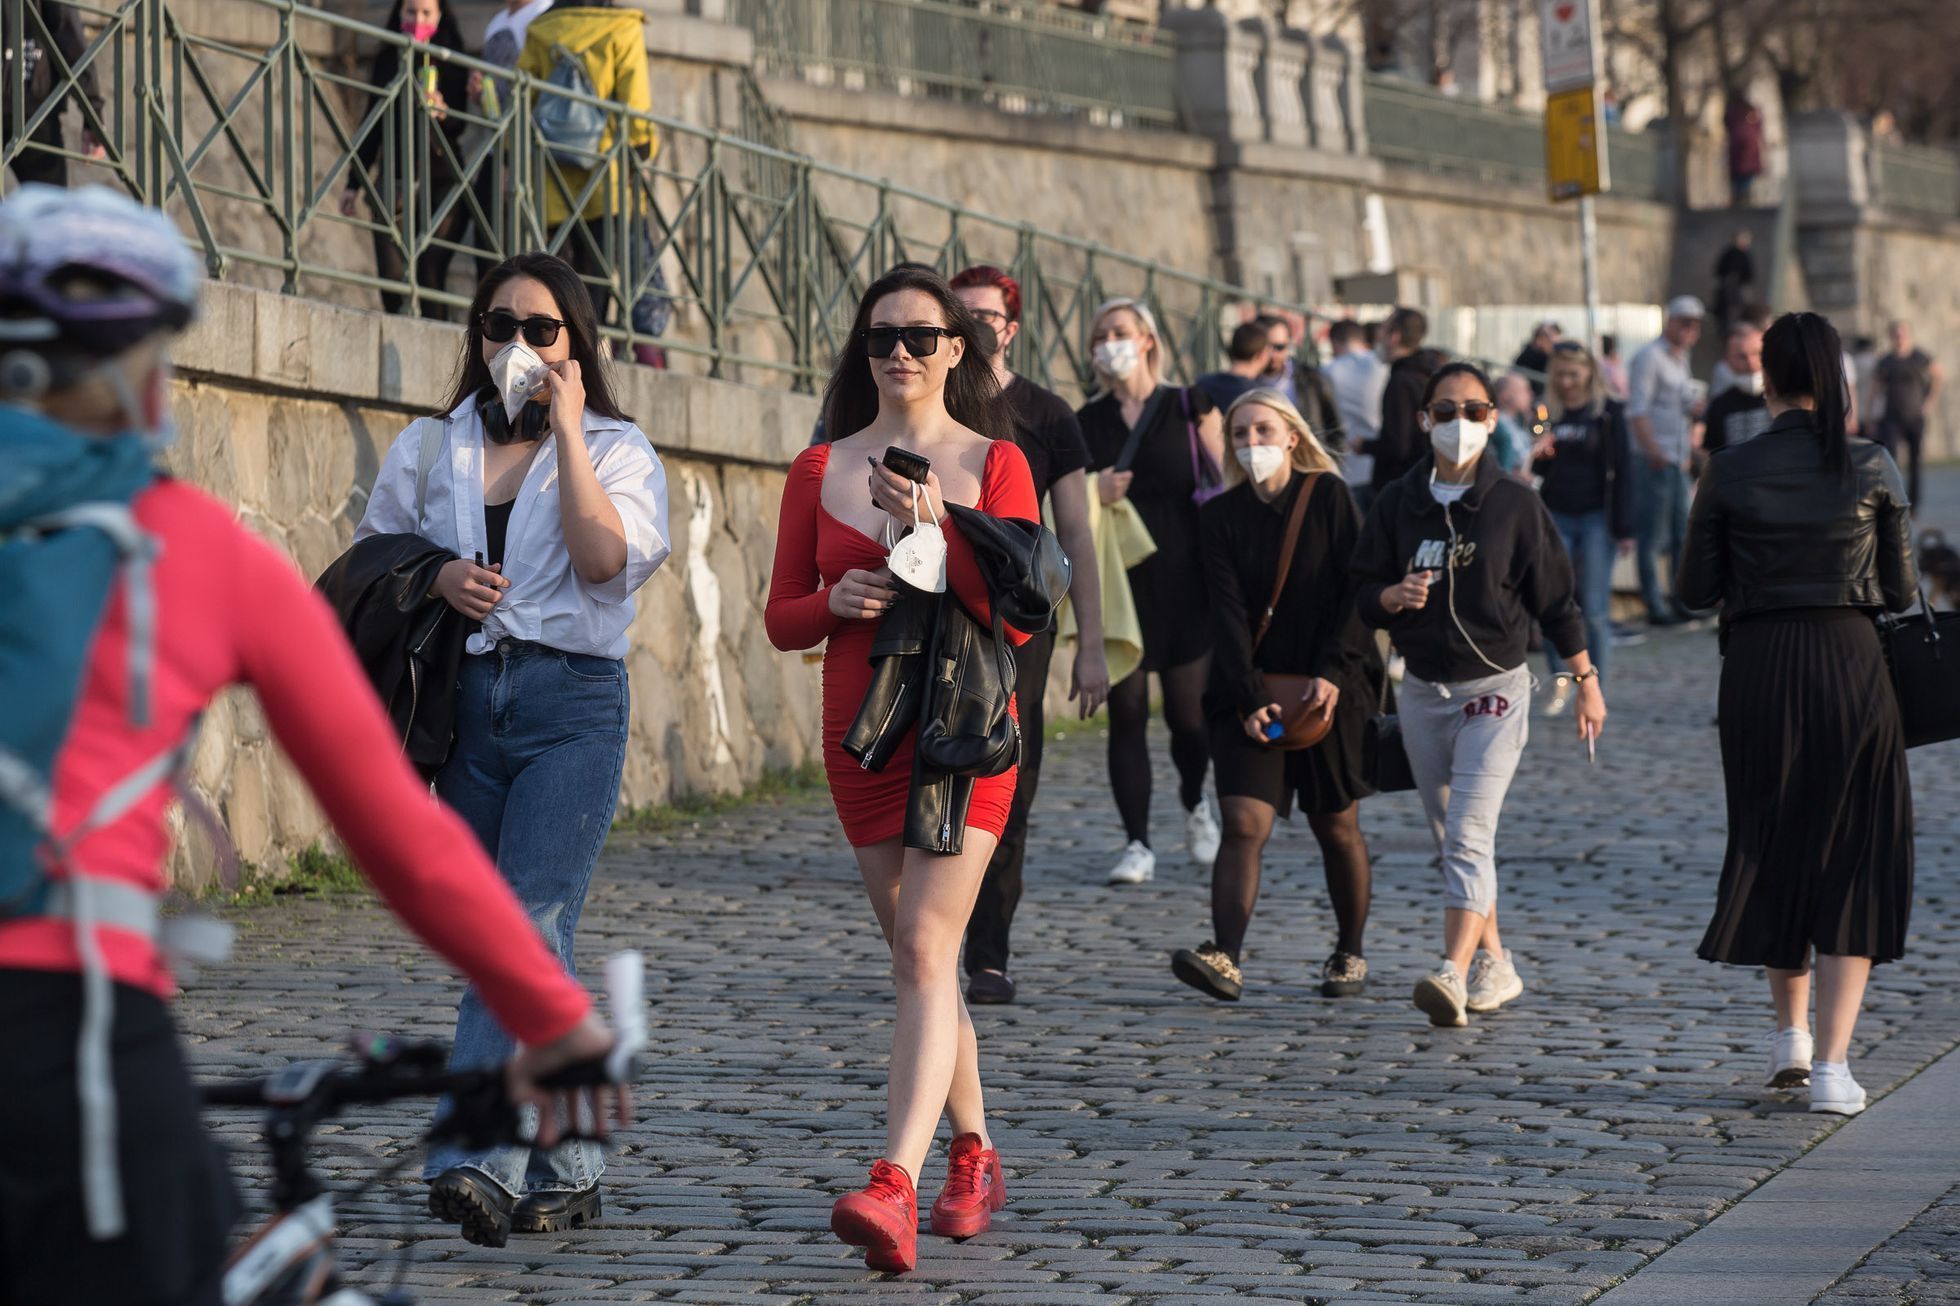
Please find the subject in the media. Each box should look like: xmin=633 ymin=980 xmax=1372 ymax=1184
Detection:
xmin=0 ymin=185 xmax=201 ymax=363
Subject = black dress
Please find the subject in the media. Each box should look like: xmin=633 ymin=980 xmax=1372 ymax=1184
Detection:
xmin=1680 ymin=412 xmax=1918 ymax=967
xmin=1199 ymin=473 xmax=1382 ymax=816
xmin=1079 ymin=385 xmax=1216 ymax=672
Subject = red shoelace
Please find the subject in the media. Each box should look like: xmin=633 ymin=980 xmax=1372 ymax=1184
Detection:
xmin=864 ymin=1159 xmax=914 ymax=1206
xmin=942 ymin=1145 xmax=989 ymax=1200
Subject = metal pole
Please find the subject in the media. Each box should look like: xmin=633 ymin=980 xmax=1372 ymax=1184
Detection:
xmin=1579 ymin=193 xmax=1600 ymax=350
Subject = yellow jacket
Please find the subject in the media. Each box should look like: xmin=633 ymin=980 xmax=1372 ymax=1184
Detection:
xmin=518 ymin=7 xmax=658 ymax=227
xmin=1051 ymin=491 xmax=1154 ymax=690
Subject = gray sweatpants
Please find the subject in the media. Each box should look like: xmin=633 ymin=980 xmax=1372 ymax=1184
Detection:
xmin=1399 ymin=664 xmax=1532 ymax=915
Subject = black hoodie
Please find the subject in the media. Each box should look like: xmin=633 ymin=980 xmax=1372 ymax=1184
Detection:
xmin=1350 ymin=453 xmax=1588 ymax=684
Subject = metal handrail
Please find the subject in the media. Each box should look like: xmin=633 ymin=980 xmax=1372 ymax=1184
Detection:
xmin=1362 ymin=74 xmax=1665 ymax=202
xmin=724 ymin=0 xmax=1177 ymax=131
xmin=0 ymin=0 xmax=1282 ymax=397
xmin=1869 ymin=138 xmax=1960 ymax=219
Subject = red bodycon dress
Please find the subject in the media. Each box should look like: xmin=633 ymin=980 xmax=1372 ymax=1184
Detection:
xmin=766 ymin=439 xmax=1039 ymax=847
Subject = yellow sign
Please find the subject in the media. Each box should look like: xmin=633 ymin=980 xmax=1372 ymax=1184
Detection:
xmin=1545 ymin=85 xmax=1609 ymax=201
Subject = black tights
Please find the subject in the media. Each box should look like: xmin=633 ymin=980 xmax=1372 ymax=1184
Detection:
xmin=1107 ymin=656 xmax=1211 ymax=845
xmin=1211 ymin=798 xmax=1371 ymax=963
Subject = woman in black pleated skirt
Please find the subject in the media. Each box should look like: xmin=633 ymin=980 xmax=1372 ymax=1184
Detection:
xmin=1678 ymin=311 xmax=1918 ymax=1117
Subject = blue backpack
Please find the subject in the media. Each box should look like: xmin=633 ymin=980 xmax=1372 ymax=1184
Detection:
xmin=0 ymin=408 xmax=231 ymax=1240
xmin=534 ymin=43 xmax=608 ymax=168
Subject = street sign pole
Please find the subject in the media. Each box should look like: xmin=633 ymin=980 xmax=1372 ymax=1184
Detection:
xmin=1580 ymin=193 xmax=1600 ymax=353
xmin=1542 ymin=0 xmax=1608 ymax=349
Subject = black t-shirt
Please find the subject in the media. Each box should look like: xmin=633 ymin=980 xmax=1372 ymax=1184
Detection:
xmin=1876 ymin=349 xmax=1934 ymax=425
xmin=1702 ymin=388 xmax=1771 ymax=453
xmin=484 ymin=498 xmax=516 ymax=570
xmin=1193 ymin=371 xmax=1259 ymax=414
xmin=1004 ymin=375 xmax=1090 ymax=496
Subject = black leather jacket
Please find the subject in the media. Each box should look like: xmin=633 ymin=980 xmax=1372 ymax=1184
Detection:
xmin=1678 ymin=410 xmax=1917 ymax=629
xmin=316 ymin=533 xmax=468 ymax=779
xmin=842 ymin=507 xmax=1068 ymax=854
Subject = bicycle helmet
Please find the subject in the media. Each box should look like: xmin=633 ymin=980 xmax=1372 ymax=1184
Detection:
xmin=0 ymin=184 xmax=201 ymax=396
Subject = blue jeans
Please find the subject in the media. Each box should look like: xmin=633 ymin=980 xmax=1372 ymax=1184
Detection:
xmin=1545 ymin=508 xmax=1613 ymax=680
xmin=1634 ymin=461 xmax=1690 ymax=618
xmin=422 ymin=639 xmax=628 ymax=1198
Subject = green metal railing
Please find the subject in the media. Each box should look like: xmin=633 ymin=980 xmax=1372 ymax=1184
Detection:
xmin=725 ymin=0 xmax=1177 ymax=131
xmin=1362 ymin=75 xmax=1666 ymax=202
xmin=0 ymin=0 xmax=1283 ymax=397
xmin=1870 ymin=139 xmax=1960 ymax=219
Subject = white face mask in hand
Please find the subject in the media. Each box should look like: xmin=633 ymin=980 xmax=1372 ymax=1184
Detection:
xmin=1431 ymin=417 xmax=1490 ymax=466
xmin=489 ymin=338 xmax=548 ymax=421
xmin=1093 ymin=338 xmax=1142 ymax=380
xmin=885 ymin=483 xmax=948 ymax=593
xmin=1235 ymin=444 xmax=1289 ymax=482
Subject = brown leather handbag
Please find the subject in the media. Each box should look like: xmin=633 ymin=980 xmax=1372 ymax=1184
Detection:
xmin=1250 ymin=472 xmax=1334 ymax=751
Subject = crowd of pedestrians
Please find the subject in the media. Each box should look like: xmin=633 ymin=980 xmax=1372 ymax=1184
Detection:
xmin=0 ymin=178 xmax=1940 ymax=1297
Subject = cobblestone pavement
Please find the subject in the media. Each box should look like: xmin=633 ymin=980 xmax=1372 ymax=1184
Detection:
xmin=184 ymin=468 xmax=1960 ymax=1304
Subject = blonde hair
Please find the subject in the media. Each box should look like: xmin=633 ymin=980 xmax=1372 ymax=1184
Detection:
xmin=1089 ymin=297 xmax=1164 ymax=388
xmin=1543 ymin=343 xmax=1610 ymax=421
xmin=1222 ymin=387 xmax=1341 ymax=485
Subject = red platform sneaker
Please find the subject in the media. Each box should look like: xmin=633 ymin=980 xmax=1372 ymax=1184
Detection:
xmin=930 ymin=1133 xmax=1005 ymax=1239
xmin=831 ymin=1159 xmax=918 ymax=1273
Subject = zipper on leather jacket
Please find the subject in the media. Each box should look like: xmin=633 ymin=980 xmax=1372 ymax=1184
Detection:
xmin=861 ymin=690 xmax=903 ymax=770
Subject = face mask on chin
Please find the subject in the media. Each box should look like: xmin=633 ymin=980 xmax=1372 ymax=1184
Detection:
xmin=1430 ymin=416 xmax=1490 ymax=467
xmin=1740 ymin=371 xmax=1765 ymax=396
xmin=1235 ymin=444 xmax=1289 ymax=482
xmin=1093 ymin=338 xmax=1141 ymax=381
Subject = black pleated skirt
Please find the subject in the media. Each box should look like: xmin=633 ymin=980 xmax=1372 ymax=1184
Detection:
xmin=1699 ymin=608 xmax=1915 ymax=967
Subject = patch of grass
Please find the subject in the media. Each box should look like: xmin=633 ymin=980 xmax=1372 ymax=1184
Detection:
xmin=206 ymin=843 xmax=367 ymax=904
xmin=611 ymin=761 xmax=825 ymax=836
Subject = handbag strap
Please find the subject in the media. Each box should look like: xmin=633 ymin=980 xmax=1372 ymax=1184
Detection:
xmin=1113 ymin=386 xmax=1172 ymax=473
xmin=1182 ymin=387 xmax=1223 ymax=490
xmin=1251 ymin=472 xmax=1321 ymax=652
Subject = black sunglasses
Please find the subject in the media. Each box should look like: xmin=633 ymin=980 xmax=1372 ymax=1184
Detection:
xmin=1426 ymin=399 xmax=1495 ymax=422
xmin=481 ymin=309 xmax=567 ymax=348
xmin=863 ymin=325 xmax=957 ymax=359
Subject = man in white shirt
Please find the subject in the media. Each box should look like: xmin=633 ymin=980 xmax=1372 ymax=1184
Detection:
xmin=1322 ymin=319 xmax=1386 ymax=497
xmin=1626 ymin=294 xmax=1705 ymax=625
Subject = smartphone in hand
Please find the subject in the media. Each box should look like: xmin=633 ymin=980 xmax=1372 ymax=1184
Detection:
xmin=882 ymin=446 xmax=931 ymax=483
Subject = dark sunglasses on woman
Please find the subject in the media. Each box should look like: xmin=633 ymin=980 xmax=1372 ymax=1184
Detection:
xmin=863 ymin=325 xmax=957 ymax=359
xmin=481 ymin=309 xmax=567 ymax=349
xmin=1426 ymin=399 xmax=1495 ymax=423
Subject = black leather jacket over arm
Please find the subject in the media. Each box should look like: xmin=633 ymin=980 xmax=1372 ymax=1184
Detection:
xmin=316 ymin=533 xmax=468 ymax=778
xmin=1678 ymin=409 xmax=1917 ymax=625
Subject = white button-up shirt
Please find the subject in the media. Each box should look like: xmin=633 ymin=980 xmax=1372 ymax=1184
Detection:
xmin=356 ymin=397 xmax=671 ymax=659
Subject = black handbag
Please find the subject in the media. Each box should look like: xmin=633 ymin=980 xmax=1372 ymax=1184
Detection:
xmin=1363 ymin=646 xmax=1416 ymax=793
xmin=1877 ymin=579 xmax=1960 ymax=749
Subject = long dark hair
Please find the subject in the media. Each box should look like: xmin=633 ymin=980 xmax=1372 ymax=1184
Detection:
xmin=441 ymin=252 xmax=629 ymax=423
xmin=1762 ymin=311 xmax=1849 ymax=475
xmin=1420 ymin=360 xmax=1497 ymax=409
xmin=819 ymin=265 xmax=1010 ymax=444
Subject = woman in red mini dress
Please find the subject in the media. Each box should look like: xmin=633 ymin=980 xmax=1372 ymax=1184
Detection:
xmin=766 ymin=266 xmax=1037 ymax=1273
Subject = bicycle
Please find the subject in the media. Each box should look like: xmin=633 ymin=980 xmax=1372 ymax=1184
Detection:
xmin=202 ymin=952 xmax=644 ymax=1306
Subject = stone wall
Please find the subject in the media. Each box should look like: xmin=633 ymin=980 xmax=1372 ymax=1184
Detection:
xmin=160 ymin=282 xmax=821 ymax=889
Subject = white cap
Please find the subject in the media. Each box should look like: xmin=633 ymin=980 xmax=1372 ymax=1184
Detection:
xmin=1666 ymin=295 xmax=1706 ymax=320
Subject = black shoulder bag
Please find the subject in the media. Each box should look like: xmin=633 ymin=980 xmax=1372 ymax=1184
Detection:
xmin=1362 ymin=647 xmax=1415 ymax=792
xmin=1877 ymin=576 xmax=1960 ymax=749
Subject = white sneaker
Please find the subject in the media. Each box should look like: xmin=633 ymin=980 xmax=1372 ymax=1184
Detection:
xmin=1465 ymin=949 xmax=1524 ymax=1013
xmin=1766 ymin=1027 xmax=1814 ymax=1090
xmin=1413 ymin=959 xmax=1469 ymax=1027
xmin=1543 ymin=677 xmax=1572 ymax=718
xmin=1809 ymin=1061 xmax=1867 ymax=1116
xmin=1107 ymin=840 xmax=1156 ymax=885
xmin=1185 ymin=795 xmax=1221 ymax=865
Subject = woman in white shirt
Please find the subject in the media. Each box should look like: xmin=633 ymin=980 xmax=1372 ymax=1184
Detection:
xmin=355 ymin=251 xmax=669 ymax=1247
